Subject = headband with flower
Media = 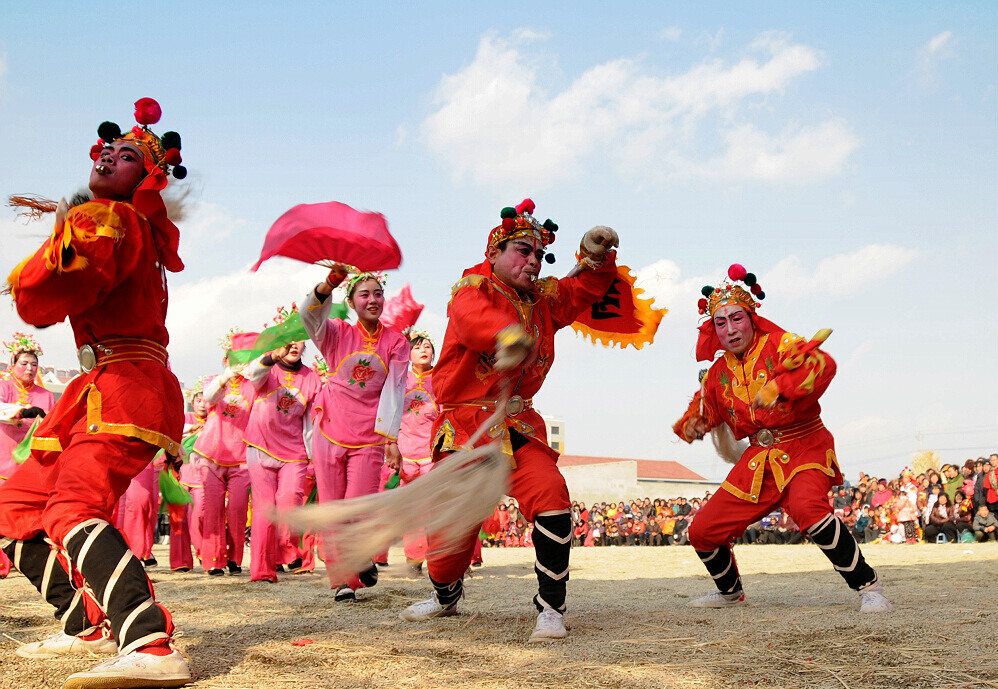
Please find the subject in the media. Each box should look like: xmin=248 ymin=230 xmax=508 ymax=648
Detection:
xmin=344 ymin=267 xmax=387 ymax=296
xmin=266 ymin=302 xmax=299 ymax=329
xmin=405 ymin=329 xmax=434 ymax=348
xmin=219 ymin=327 xmax=244 ymax=354
xmin=4 ymin=331 xmax=43 ymax=358
xmin=487 ymin=198 xmax=558 ymax=264
xmin=189 ymin=375 xmax=208 ymax=398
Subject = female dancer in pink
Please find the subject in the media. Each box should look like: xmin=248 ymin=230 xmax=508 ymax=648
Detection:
xmin=301 ymin=266 xmax=408 ymax=600
xmin=193 ymin=337 xmax=255 ymax=575
xmin=168 ymin=383 xmax=208 ymax=571
xmin=243 ymin=331 xmax=322 ymax=583
xmin=0 ymin=332 xmax=55 ymax=483
xmin=375 ymin=332 xmax=439 ymax=574
xmin=0 ymin=332 xmax=54 ymax=578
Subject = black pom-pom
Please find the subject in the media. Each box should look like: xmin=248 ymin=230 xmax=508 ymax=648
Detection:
xmin=161 ymin=131 xmax=181 ymax=150
xmin=172 ymin=165 xmax=188 ymax=180
xmin=544 ymin=253 xmax=555 ymax=264
xmin=97 ymin=121 xmax=121 ymax=141
xmin=698 ymin=368 xmax=709 ymax=383
xmin=543 ymin=219 xmax=558 ymax=232
xmin=500 ymin=207 xmax=517 ymax=219
xmin=757 ymin=291 xmax=765 ymax=300
xmin=744 ymin=272 xmax=757 ymax=287
xmin=701 ymin=285 xmax=714 ymax=297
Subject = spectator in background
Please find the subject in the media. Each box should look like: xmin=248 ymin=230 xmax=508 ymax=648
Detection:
xmin=894 ymin=491 xmax=920 ymax=544
xmin=832 ymin=487 xmax=851 ymax=516
xmin=871 ymin=480 xmax=893 ymax=509
xmin=972 ymin=505 xmax=998 ymax=542
xmin=954 ymin=490 xmax=975 ymax=540
xmin=853 ymin=505 xmax=872 ymax=543
xmin=985 ymin=456 xmax=998 ymax=514
xmin=923 ymin=492 xmax=958 ymax=543
xmin=941 ymin=464 xmax=961 ymax=503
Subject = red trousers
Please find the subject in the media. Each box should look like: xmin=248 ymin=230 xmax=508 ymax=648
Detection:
xmin=689 ymin=468 xmax=834 ymax=551
xmin=0 ymin=432 xmax=157 ymax=545
xmin=427 ymin=440 xmax=569 ymax=584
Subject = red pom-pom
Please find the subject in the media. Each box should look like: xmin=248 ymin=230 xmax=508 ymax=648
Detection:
xmin=698 ymin=307 xmax=706 ymax=315
xmin=131 ymin=125 xmax=144 ymax=136
xmin=90 ymin=144 xmax=103 ymax=161
xmin=502 ymin=217 xmax=515 ymax=231
xmin=697 ymin=298 xmax=708 ymax=310
xmin=164 ymin=149 xmax=182 ymax=165
xmin=728 ymin=263 xmax=747 ymax=281
xmin=515 ymin=198 xmax=536 ymax=215
xmin=134 ymin=98 xmax=162 ymax=126
xmin=750 ymin=284 xmax=762 ymax=295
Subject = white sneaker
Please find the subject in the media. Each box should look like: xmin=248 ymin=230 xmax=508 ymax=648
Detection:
xmin=688 ymin=590 xmax=747 ymax=608
xmin=529 ymin=608 xmax=567 ymax=642
xmin=858 ymin=583 xmax=893 ymax=613
xmin=64 ymin=648 xmax=190 ymax=689
xmin=400 ymin=591 xmax=457 ymax=621
xmin=15 ymin=631 xmax=117 ymax=659
xmin=334 ymin=586 xmax=356 ymax=602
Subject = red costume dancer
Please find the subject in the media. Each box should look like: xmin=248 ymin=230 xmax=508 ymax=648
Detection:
xmin=401 ymin=200 xmax=619 ymax=642
xmin=243 ymin=328 xmax=321 ymax=583
xmin=0 ymin=332 xmax=54 ymax=579
xmin=0 ymin=99 xmax=191 ymax=686
xmin=674 ymin=264 xmax=891 ymax=613
xmin=192 ymin=334 xmax=255 ymax=576
xmin=301 ymin=267 xmax=408 ymax=600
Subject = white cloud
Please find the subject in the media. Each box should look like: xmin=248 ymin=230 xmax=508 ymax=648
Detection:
xmin=659 ymin=26 xmax=682 ymax=42
xmin=917 ymin=30 xmax=956 ymax=85
xmin=765 ymin=244 xmax=919 ymax=298
xmin=421 ymin=29 xmax=852 ymax=188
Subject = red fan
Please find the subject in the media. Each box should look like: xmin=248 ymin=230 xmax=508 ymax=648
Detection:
xmin=380 ymin=284 xmax=424 ymax=333
xmin=251 ymin=201 xmax=402 ymax=272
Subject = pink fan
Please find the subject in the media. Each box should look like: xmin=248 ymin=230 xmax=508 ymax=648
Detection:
xmin=380 ymin=284 xmax=424 ymax=333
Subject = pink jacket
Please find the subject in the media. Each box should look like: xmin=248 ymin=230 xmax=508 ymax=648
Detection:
xmin=301 ymin=290 xmax=408 ymax=448
xmin=243 ymin=359 xmax=322 ymax=462
xmin=397 ymin=368 xmax=438 ymax=461
xmin=0 ymin=379 xmax=55 ymax=480
xmin=192 ymin=371 xmax=255 ymax=466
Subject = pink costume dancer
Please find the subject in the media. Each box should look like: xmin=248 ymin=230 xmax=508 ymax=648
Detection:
xmin=193 ymin=344 xmax=254 ymax=576
xmin=115 ymin=460 xmax=159 ymax=565
xmin=0 ymin=332 xmax=54 ymax=579
xmin=301 ymin=267 xmax=407 ymax=600
xmin=169 ymin=393 xmax=208 ymax=572
xmin=375 ymin=333 xmax=438 ymax=572
xmin=243 ymin=335 xmax=321 ymax=583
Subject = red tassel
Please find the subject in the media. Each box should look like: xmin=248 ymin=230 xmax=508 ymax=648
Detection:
xmin=515 ymin=198 xmax=535 ymax=215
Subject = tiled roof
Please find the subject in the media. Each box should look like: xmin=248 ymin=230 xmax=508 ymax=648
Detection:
xmin=558 ymin=455 xmax=708 ymax=481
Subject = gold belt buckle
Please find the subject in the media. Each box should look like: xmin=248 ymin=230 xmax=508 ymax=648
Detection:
xmin=506 ymin=395 xmax=525 ymax=417
xmin=78 ymin=345 xmax=97 ymax=373
xmin=756 ymin=429 xmax=775 ymax=447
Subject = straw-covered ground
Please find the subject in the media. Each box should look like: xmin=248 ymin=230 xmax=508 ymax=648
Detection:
xmin=2 ymin=541 xmax=996 ymax=689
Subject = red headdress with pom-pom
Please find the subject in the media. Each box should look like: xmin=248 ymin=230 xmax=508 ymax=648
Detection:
xmin=486 ymin=198 xmax=559 ymax=264
xmin=694 ymin=263 xmax=782 ymax=361
xmin=89 ymin=98 xmax=186 ymax=272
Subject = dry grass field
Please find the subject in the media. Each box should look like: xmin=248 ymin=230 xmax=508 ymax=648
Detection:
xmin=2 ymin=541 xmax=996 ymax=689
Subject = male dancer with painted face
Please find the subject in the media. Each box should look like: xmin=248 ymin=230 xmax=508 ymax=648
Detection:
xmin=400 ymin=199 xmax=619 ymax=642
xmin=674 ymin=264 xmax=892 ymax=613
xmin=0 ymin=99 xmax=191 ymax=687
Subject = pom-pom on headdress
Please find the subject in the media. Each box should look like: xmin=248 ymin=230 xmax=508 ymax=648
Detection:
xmin=92 ymin=98 xmax=187 ymax=180
xmin=488 ymin=198 xmax=559 ymax=264
xmin=4 ymin=331 xmax=43 ymax=359
xmin=697 ymin=263 xmax=766 ymax=317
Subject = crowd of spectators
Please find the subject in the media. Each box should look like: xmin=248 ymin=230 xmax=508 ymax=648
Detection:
xmin=480 ymin=453 xmax=998 ymax=548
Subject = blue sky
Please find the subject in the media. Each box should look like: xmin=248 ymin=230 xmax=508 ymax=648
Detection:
xmin=1 ymin=2 xmax=995 ymax=482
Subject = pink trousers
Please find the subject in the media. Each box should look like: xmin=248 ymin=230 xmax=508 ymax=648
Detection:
xmin=115 ymin=462 xmax=158 ymax=560
xmin=311 ymin=439 xmax=385 ymax=588
xmin=200 ymin=457 xmax=250 ymax=571
xmin=246 ymin=447 xmax=308 ymax=582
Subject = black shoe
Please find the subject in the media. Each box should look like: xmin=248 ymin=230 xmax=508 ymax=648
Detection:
xmin=276 ymin=565 xmax=285 ymax=573
xmin=175 ymin=567 xmax=191 ymax=573
xmin=334 ymin=586 xmax=356 ymax=602
xmin=471 ymin=561 xmax=483 ymax=568
xmin=143 ymin=558 xmax=158 ymax=568
xmin=358 ymin=563 xmax=379 ymax=588
xmin=227 ymin=560 xmax=242 ymax=574
xmin=287 ymin=558 xmax=303 ymax=572
xmin=208 ymin=569 xmax=224 ymax=577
